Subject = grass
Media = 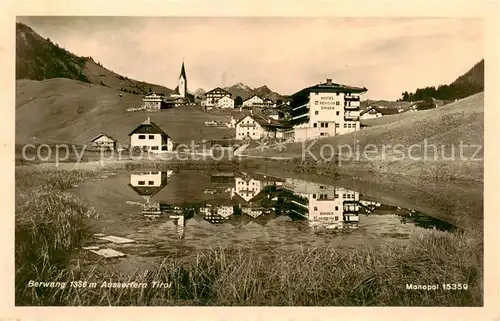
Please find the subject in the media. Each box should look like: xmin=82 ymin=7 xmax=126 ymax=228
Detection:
xmin=15 ymin=164 xmax=483 ymax=306
xmin=246 ymin=93 xmax=484 ymax=182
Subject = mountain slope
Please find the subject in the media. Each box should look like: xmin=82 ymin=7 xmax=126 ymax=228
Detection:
xmin=16 ymin=78 xmax=233 ymax=145
xmin=400 ymin=59 xmax=484 ymax=101
xmin=16 ymin=22 xmax=173 ymax=95
xmin=224 ymin=82 xmax=284 ymax=101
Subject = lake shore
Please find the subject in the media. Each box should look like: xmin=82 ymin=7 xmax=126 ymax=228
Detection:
xmin=14 ymin=161 xmax=483 ymax=306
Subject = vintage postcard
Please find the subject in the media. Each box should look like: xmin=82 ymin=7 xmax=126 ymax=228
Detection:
xmin=1 ymin=0 xmax=499 ymax=320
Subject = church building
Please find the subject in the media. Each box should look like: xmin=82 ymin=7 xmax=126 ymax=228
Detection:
xmin=166 ymin=61 xmax=193 ymax=107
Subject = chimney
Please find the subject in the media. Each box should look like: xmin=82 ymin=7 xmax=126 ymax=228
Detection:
xmin=326 ymin=78 xmax=332 ymax=85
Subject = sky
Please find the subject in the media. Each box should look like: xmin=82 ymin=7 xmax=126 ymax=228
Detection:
xmin=17 ymin=16 xmax=483 ymax=100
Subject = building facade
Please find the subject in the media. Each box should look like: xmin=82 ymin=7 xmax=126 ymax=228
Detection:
xmin=88 ymin=133 xmax=117 ymax=151
xmin=235 ymin=114 xmax=285 ymax=140
xmin=281 ymin=178 xmax=360 ymax=228
xmin=216 ymin=96 xmax=235 ymax=108
xmin=142 ymin=92 xmax=168 ymax=110
xmin=243 ymin=95 xmax=264 ymax=107
xmin=205 ymin=87 xmax=232 ymax=106
xmin=288 ymin=78 xmax=367 ymax=142
xmin=128 ymin=117 xmax=174 ymax=152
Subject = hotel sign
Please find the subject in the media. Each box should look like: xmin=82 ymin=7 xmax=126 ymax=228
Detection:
xmin=319 ymin=96 xmax=338 ymax=110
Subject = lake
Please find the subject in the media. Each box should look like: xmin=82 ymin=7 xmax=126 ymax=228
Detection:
xmin=70 ymin=169 xmax=458 ymax=271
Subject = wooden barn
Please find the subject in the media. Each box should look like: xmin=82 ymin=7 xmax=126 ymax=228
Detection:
xmin=88 ymin=133 xmax=118 ymax=151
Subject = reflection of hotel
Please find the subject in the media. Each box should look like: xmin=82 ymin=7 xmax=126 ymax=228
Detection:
xmin=281 ymin=178 xmax=360 ymax=228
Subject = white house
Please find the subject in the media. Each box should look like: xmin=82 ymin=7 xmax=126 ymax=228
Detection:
xmin=128 ymin=170 xmax=173 ymax=202
xmin=243 ymin=95 xmax=264 ymax=107
xmin=235 ymin=114 xmax=286 ymax=140
xmin=288 ymin=78 xmax=367 ymax=142
xmin=216 ymin=206 xmax=234 ymax=218
xmin=128 ymin=117 xmax=174 ymax=152
xmin=216 ymin=96 xmax=235 ymax=109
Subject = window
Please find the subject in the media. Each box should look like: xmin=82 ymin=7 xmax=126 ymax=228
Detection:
xmin=343 ymin=194 xmax=346 ymax=198
xmin=325 ymin=123 xmax=329 ymax=128
xmin=336 ymin=124 xmax=339 ymax=128
xmin=314 ymin=206 xmax=318 ymax=211
xmin=320 ymin=133 xmax=326 ymax=136
xmin=344 ymin=124 xmax=347 ymax=128
xmin=138 ymin=135 xmax=146 ymax=139
xmin=313 ymin=194 xmax=316 ymax=199
xmin=315 ymin=101 xmax=318 ymax=105
xmin=162 ymin=146 xmax=168 ymax=151
xmin=138 ymin=181 xmax=145 ymax=185
xmin=313 ymin=123 xmax=317 ymax=128
xmin=335 ymin=206 xmax=339 ymax=210
xmin=315 ymin=110 xmax=319 ymax=115
xmin=336 ymin=92 xmax=339 ymax=96
xmin=336 ymin=111 xmax=339 ymax=116
xmin=335 ymin=217 xmax=339 ymax=221
xmin=151 ymin=146 xmax=159 ymax=150
xmin=336 ymin=101 xmax=340 ymax=106
xmin=148 ymin=181 xmax=154 ymax=185
xmin=320 ymin=122 xmax=324 ymax=128
xmin=148 ymin=135 xmax=154 ymax=139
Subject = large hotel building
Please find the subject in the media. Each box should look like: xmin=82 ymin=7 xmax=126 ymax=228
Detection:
xmin=287 ymin=78 xmax=367 ymax=141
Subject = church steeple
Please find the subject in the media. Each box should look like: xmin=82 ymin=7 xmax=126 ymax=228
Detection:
xmin=178 ymin=61 xmax=187 ymax=98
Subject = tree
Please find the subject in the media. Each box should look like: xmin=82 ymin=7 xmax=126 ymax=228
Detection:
xmin=100 ymin=80 xmax=106 ymax=87
xmin=276 ymin=99 xmax=283 ymax=105
xmin=148 ymin=86 xmax=152 ymax=93
xmin=235 ymin=96 xmax=243 ymax=107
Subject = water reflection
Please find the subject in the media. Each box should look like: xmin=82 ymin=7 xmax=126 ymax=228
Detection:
xmin=126 ymin=170 xmax=456 ymax=233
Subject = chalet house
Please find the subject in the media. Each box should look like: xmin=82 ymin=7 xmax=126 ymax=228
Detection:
xmin=142 ymin=92 xmax=168 ymax=109
xmin=205 ymin=87 xmax=232 ymax=107
xmin=243 ymin=95 xmax=264 ymax=107
xmin=359 ymin=106 xmax=399 ymax=120
xmin=287 ymin=78 xmax=367 ymax=142
xmin=263 ymin=98 xmax=275 ymax=107
xmin=128 ymin=117 xmax=174 ymax=152
xmin=88 ymin=133 xmax=117 ymax=151
xmin=235 ymin=114 xmax=287 ymax=140
xmin=216 ymin=95 xmax=235 ymax=108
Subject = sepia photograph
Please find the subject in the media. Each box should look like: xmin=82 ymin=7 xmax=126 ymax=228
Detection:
xmin=6 ymin=10 xmax=491 ymax=313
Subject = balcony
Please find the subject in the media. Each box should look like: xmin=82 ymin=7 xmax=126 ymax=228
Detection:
xmin=239 ymin=123 xmax=256 ymax=127
xmin=344 ymin=114 xmax=360 ymax=121
xmin=345 ymin=96 xmax=360 ymax=102
xmin=344 ymin=104 xmax=360 ymax=110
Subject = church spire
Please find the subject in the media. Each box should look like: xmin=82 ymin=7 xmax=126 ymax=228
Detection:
xmin=179 ymin=60 xmax=187 ymax=80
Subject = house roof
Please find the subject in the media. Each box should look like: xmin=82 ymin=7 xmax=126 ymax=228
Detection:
xmin=128 ymin=184 xmax=166 ymax=198
xmin=128 ymin=118 xmax=169 ymax=136
xmin=205 ymin=87 xmax=231 ymax=96
xmin=360 ymin=106 xmax=399 ymax=116
xmin=89 ymin=133 xmax=117 ymax=142
xmin=235 ymin=114 xmax=287 ymax=128
xmin=244 ymin=95 xmax=263 ymax=101
xmin=289 ymin=79 xmax=367 ymax=109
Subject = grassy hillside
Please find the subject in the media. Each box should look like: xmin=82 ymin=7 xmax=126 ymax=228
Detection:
xmin=16 ymin=78 xmax=233 ymax=145
xmin=16 ymin=22 xmax=173 ymax=96
xmin=247 ymin=92 xmax=484 ymax=181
